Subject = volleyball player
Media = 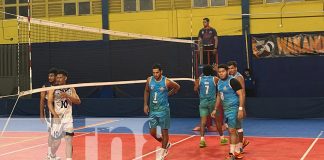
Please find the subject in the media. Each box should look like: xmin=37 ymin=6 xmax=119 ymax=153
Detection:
xmin=227 ymin=61 xmax=250 ymax=153
xmin=211 ymin=64 xmax=245 ymax=160
xmin=194 ymin=65 xmax=228 ymax=148
xmin=144 ymin=64 xmax=180 ymax=160
xmin=47 ymin=70 xmax=81 ymax=160
xmin=40 ymin=68 xmax=57 ymax=159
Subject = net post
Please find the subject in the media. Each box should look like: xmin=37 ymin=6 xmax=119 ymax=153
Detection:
xmin=28 ymin=0 xmax=32 ymax=91
xmin=16 ymin=16 xmax=20 ymax=94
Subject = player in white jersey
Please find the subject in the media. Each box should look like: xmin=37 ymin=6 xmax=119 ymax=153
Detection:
xmin=47 ymin=70 xmax=81 ymax=160
xmin=40 ymin=68 xmax=58 ymax=159
xmin=227 ymin=61 xmax=249 ymax=153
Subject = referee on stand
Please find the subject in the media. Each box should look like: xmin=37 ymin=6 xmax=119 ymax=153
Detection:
xmin=198 ymin=17 xmax=218 ymax=65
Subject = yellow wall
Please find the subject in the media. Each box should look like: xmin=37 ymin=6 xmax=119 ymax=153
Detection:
xmin=0 ymin=0 xmax=323 ymax=44
xmin=250 ymin=1 xmax=324 ymax=34
xmin=110 ymin=1 xmax=324 ymax=37
xmin=1 ymin=20 xmax=17 ymax=44
xmin=0 ymin=15 xmax=102 ymax=44
xmin=109 ymin=6 xmax=242 ymax=38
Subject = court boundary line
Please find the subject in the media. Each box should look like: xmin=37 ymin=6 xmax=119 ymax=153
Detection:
xmin=2 ymin=131 xmax=322 ymax=159
xmin=236 ymin=135 xmax=324 ymax=140
xmin=74 ymin=132 xmax=324 ymax=139
xmin=0 ymin=136 xmax=39 ymax=139
xmin=300 ymin=130 xmax=323 ymax=160
xmin=0 ymin=119 xmax=119 ymax=148
xmin=0 ymin=132 xmax=93 ymax=157
xmin=2 ymin=131 xmax=323 ymax=140
xmin=132 ymin=135 xmax=196 ymax=160
xmin=0 ymin=119 xmax=120 ymax=157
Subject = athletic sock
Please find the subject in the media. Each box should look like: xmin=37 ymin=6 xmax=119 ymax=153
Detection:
xmin=48 ymin=147 xmax=51 ymax=155
xmin=238 ymin=142 xmax=243 ymax=149
xmin=230 ymin=144 xmax=235 ymax=154
xmin=235 ymin=143 xmax=241 ymax=153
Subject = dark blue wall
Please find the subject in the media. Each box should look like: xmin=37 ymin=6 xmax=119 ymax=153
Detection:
xmin=217 ymin=35 xmax=324 ymax=97
xmin=252 ymin=56 xmax=324 ymax=97
xmin=31 ymin=40 xmax=192 ymax=98
xmin=31 ymin=36 xmax=324 ymax=98
xmin=218 ymin=36 xmax=247 ymax=73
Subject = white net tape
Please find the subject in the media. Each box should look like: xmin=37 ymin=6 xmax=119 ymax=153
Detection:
xmin=17 ymin=16 xmax=194 ymax=44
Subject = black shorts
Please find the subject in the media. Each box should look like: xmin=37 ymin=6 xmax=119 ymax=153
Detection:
xmin=203 ymin=45 xmax=216 ymax=65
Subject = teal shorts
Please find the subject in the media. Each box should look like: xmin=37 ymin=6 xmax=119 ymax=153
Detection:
xmin=148 ymin=107 xmax=170 ymax=129
xmin=199 ymin=99 xmax=216 ymax=117
xmin=224 ymin=109 xmax=242 ymax=129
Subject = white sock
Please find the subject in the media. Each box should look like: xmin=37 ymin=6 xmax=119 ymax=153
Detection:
xmin=48 ymin=147 xmax=51 ymax=155
xmin=235 ymin=143 xmax=241 ymax=153
xmin=230 ymin=144 xmax=235 ymax=154
xmin=238 ymin=142 xmax=243 ymax=149
xmin=220 ymin=135 xmax=224 ymax=139
xmin=200 ymin=137 xmax=205 ymax=141
xmin=160 ymin=148 xmax=166 ymax=157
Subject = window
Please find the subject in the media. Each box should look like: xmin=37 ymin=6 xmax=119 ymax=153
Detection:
xmin=194 ymin=0 xmax=226 ymax=7
xmin=265 ymin=0 xmax=282 ymax=3
xmin=5 ymin=0 xmax=16 ymax=5
xmin=265 ymin=0 xmax=303 ymax=4
xmin=79 ymin=2 xmax=90 ymax=15
xmin=64 ymin=3 xmax=76 ymax=15
xmin=140 ymin=0 xmax=153 ymax=11
xmin=211 ymin=0 xmax=225 ymax=6
xmin=194 ymin=0 xmax=208 ymax=7
xmin=19 ymin=0 xmax=28 ymax=4
xmin=5 ymin=7 xmax=16 ymax=19
xmin=285 ymin=0 xmax=303 ymax=2
xmin=123 ymin=0 xmax=154 ymax=12
xmin=124 ymin=0 xmax=136 ymax=12
xmin=19 ymin=6 xmax=28 ymax=17
xmin=4 ymin=0 xmax=29 ymax=19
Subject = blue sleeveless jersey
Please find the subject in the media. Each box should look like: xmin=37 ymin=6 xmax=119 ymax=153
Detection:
xmin=199 ymin=76 xmax=216 ymax=101
xmin=149 ymin=76 xmax=169 ymax=111
xmin=232 ymin=72 xmax=243 ymax=79
xmin=217 ymin=77 xmax=239 ymax=110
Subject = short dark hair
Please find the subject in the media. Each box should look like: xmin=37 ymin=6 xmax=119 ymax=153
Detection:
xmin=203 ymin=65 xmax=214 ymax=76
xmin=203 ymin=18 xmax=209 ymax=22
xmin=218 ymin=64 xmax=228 ymax=70
xmin=57 ymin=69 xmax=68 ymax=77
xmin=152 ymin=63 xmax=162 ymax=71
xmin=227 ymin=61 xmax=237 ymax=67
xmin=48 ymin=68 xmax=58 ymax=75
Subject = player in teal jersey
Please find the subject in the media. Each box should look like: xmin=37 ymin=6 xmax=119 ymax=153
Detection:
xmin=194 ymin=65 xmax=228 ymax=148
xmin=228 ymin=61 xmax=250 ymax=153
xmin=144 ymin=64 xmax=180 ymax=160
xmin=211 ymin=64 xmax=245 ymax=160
